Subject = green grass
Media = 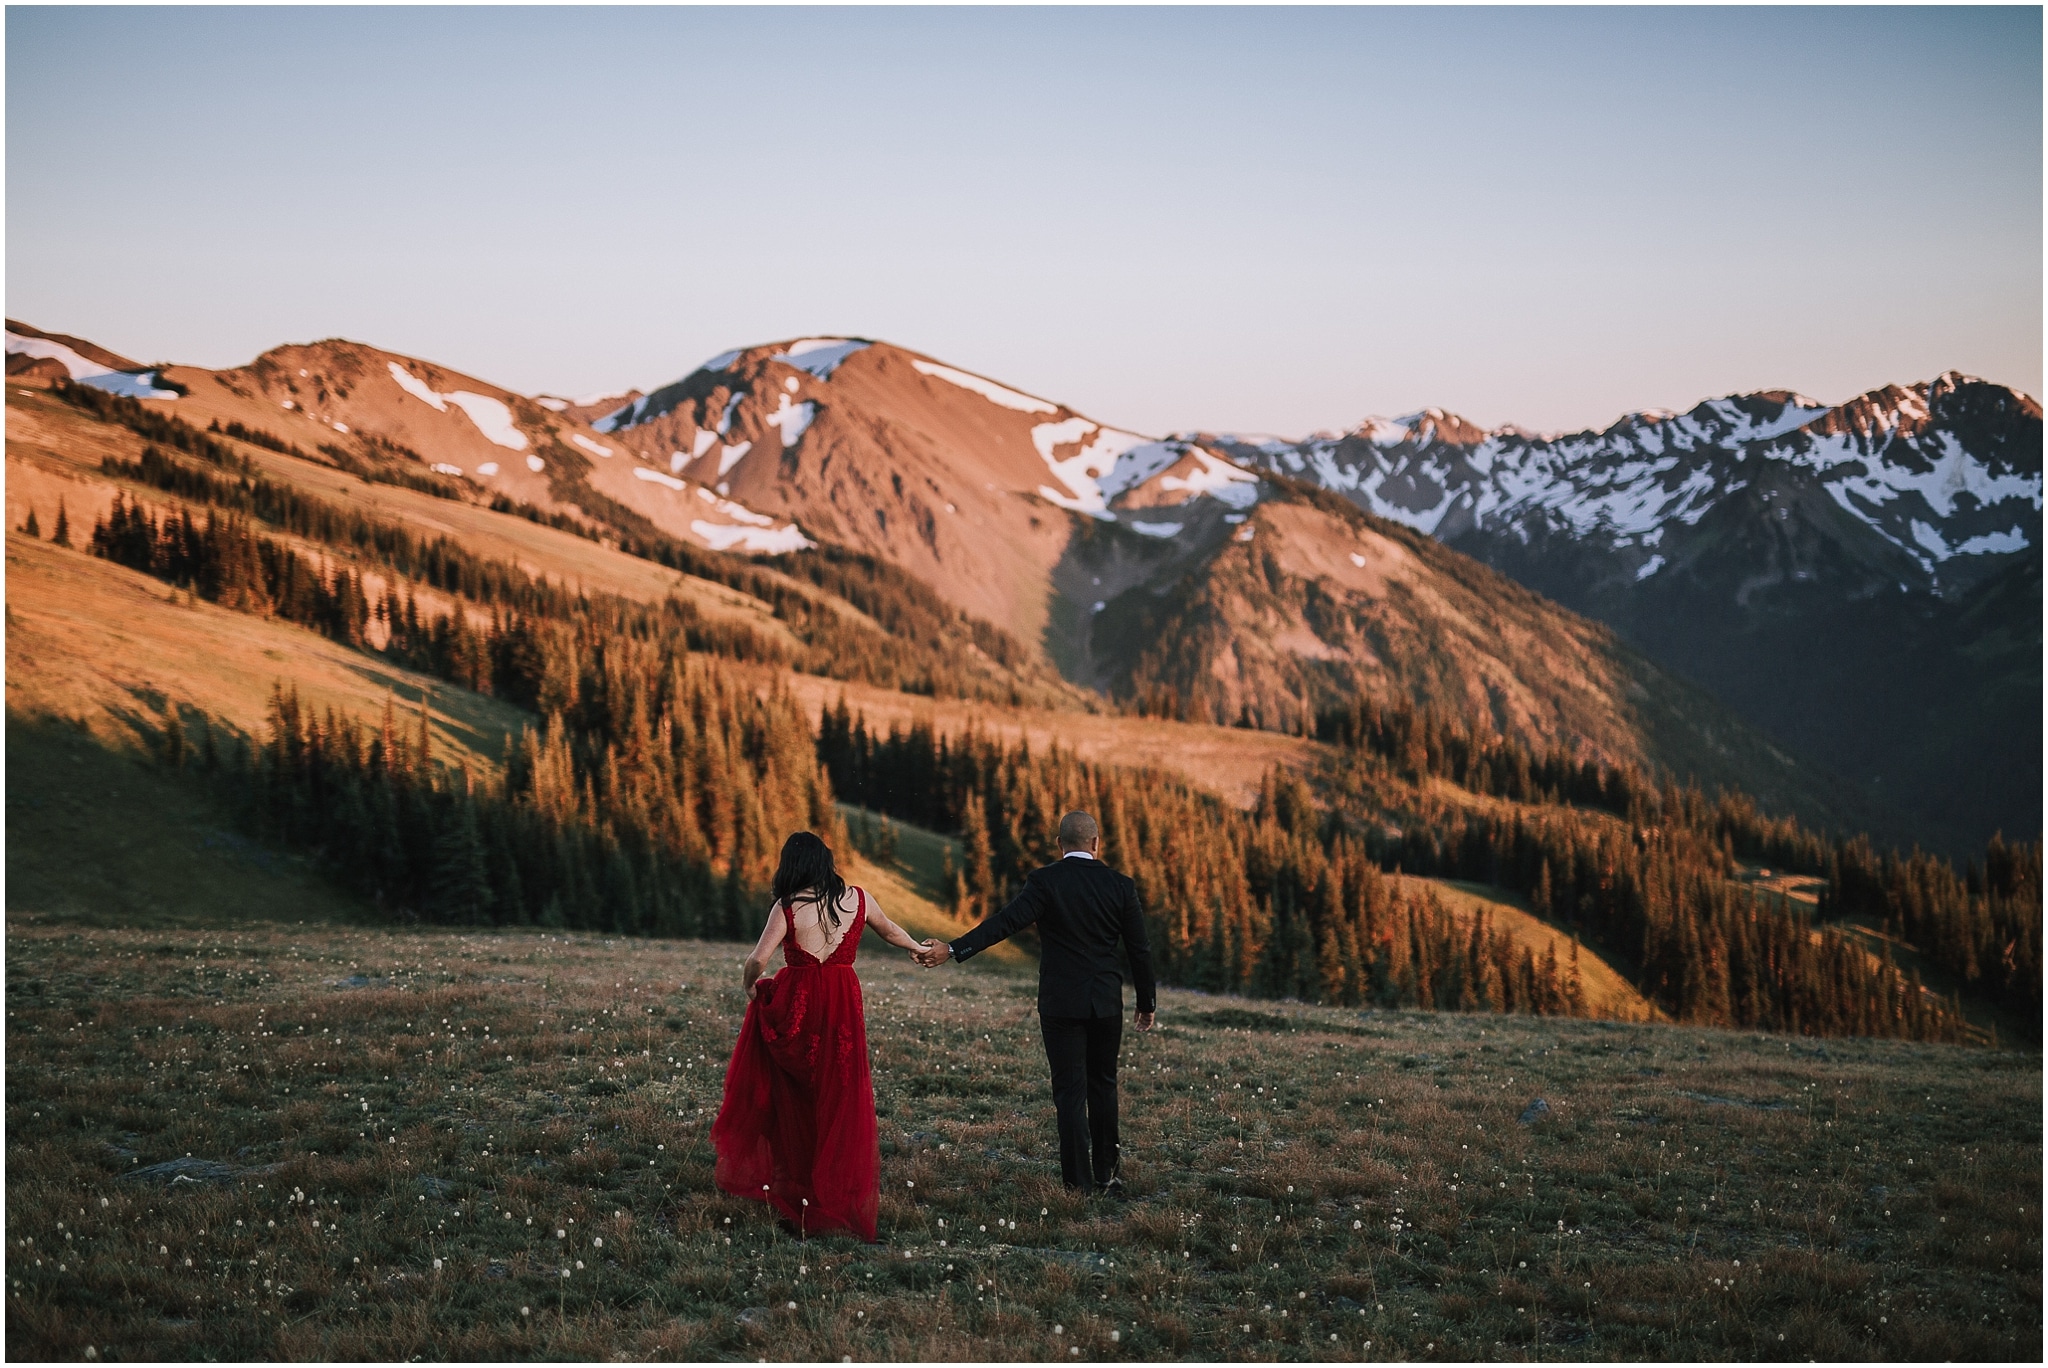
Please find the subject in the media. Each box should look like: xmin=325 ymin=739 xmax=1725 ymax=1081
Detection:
xmin=838 ymin=802 xmax=959 ymax=905
xmin=5 ymin=905 xmax=2040 ymax=1361
xmin=5 ymin=713 xmax=374 ymax=931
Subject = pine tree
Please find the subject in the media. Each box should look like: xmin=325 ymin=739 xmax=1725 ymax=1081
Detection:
xmin=21 ymin=508 xmax=39 ymax=539
xmin=960 ymin=791 xmax=994 ymax=923
xmin=52 ymin=499 xmax=71 ymax=548
xmin=430 ymin=786 xmax=494 ymax=923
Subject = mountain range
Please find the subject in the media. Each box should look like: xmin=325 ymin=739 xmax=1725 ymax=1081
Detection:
xmin=8 ymin=320 xmax=2037 ymax=853
xmin=1203 ymin=376 xmax=2042 ymax=853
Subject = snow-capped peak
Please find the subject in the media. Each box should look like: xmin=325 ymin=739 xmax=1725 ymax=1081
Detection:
xmin=7 ymin=328 xmax=178 ymax=400
xmin=1229 ymin=374 xmax=2040 ymax=583
xmin=770 ymin=338 xmax=868 ymax=380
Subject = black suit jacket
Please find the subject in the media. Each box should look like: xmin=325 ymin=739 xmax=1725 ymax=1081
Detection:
xmin=949 ymin=855 xmax=1156 ymax=1018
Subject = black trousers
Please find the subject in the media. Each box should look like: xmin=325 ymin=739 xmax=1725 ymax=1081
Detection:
xmin=1039 ymin=1013 xmax=1123 ymax=1190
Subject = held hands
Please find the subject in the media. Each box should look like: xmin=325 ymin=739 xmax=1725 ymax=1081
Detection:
xmin=910 ymin=938 xmax=952 ymax=969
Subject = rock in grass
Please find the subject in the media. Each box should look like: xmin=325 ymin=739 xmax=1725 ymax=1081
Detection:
xmin=1518 ymin=1097 xmax=1552 ymax=1125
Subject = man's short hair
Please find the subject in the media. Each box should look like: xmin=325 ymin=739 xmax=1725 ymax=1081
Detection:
xmin=1058 ymin=811 xmax=1099 ymax=850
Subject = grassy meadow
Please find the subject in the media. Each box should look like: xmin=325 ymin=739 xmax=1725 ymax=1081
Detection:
xmin=6 ymin=901 xmax=2039 ymax=1361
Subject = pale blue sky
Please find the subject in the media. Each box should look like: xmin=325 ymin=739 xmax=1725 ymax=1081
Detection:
xmin=8 ymin=6 xmax=2040 ymax=436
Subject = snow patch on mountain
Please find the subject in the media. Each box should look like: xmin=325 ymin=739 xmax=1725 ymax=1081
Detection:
xmin=1030 ymin=423 xmax=1263 ymax=518
xmin=717 ymin=391 xmax=746 ymax=435
xmin=718 ymin=442 xmax=753 ymax=478
xmin=388 ymin=362 xmax=447 ymax=412
xmin=1031 ymin=423 xmax=1161 ymax=517
xmin=692 ymin=521 xmax=815 ymax=554
xmin=696 ymin=487 xmax=774 ymax=526
xmin=387 ymin=362 xmax=528 ymax=450
xmin=570 ymin=434 xmax=614 ymax=458
xmin=912 ymin=359 xmax=1059 ymax=414
xmin=1159 ymin=450 xmax=1261 ymax=510
xmin=8 ymin=330 xmax=179 ymax=399
xmin=635 ymin=467 xmax=686 ymax=491
xmin=1358 ymin=417 xmax=1412 ymax=448
xmin=762 ymin=394 xmax=816 ymax=450
xmin=1910 ymin=520 xmax=1953 ymax=561
xmin=1131 ymin=520 xmax=1183 ymax=538
xmin=592 ymin=394 xmax=655 ymax=434
xmin=448 ymin=394 xmax=527 ymax=451
xmin=1957 ymin=526 xmax=2031 ymax=555
xmin=1788 ymin=430 xmax=2042 ymax=520
xmin=772 ymin=338 xmax=867 ymax=380
xmin=1031 ymin=418 xmax=1098 ymax=463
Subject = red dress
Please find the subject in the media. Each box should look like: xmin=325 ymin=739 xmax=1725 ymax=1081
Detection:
xmin=712 ymin=888 xmax=880 ymax=1242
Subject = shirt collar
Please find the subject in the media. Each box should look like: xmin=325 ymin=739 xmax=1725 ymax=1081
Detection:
xmin=1061 ymin=850 xmax=1096 ymax=860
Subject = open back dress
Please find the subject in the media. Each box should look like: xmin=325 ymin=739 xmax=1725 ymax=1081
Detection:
xmin=711 ymin=888 xmax=879 ymax=1242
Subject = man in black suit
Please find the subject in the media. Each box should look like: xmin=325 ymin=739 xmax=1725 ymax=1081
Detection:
xmin=913 ymin=810 xmax=1156 ymax=1195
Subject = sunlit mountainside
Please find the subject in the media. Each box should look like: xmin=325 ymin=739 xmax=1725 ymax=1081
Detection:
xmin=5 ymin=320 xmax=2038 ymax=1052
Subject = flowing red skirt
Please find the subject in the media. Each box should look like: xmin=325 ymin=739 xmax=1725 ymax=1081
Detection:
xmin=711 ymin=963 xmax=879 ymax=1242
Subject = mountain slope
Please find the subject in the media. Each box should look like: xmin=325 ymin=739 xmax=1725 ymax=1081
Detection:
xmin=579 ymin=335 xmax=1875 ymax=828
xmin=586 ymin=336 xmax=1255 ymax=648
xmin=1089 ymin=478 xmax=1881 ymax=832
xmin=5 ymin=322 xmax=1942 ymax=842
xmin=1211 ymin=375 xmax=2042 ymax=851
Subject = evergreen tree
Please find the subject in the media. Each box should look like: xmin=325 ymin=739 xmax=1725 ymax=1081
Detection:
xmin=430 ymin=783 xmax=493 ymax=923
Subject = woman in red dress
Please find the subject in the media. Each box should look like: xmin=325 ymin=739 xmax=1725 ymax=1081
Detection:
xmin=711 ymin=831 xmax=926 ymax=1242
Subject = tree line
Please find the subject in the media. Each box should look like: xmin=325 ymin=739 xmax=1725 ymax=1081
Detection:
xmin=88 ymin=441 xmax=1050 ymax=705
xmin=820 ymin=703 xmax=1978 ymax=1041
xmin=1318 ymin=694 xmax=2034 ymax=1032
xmin=166 ymin=663 xmax=836 ymax=937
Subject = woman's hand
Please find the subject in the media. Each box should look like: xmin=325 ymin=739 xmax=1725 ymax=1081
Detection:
xmin=747 ymin=974 xmax=771 ymax=1002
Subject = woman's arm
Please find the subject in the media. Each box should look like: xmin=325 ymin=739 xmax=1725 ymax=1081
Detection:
xmin=741 ymin=903 xmax=788 ymax=999
xmin=861 ymin=894 xmax=925 ymax=953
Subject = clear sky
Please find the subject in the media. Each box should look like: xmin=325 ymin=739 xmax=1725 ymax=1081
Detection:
xmin=8 ymin=6 xmax=2040 ymax=437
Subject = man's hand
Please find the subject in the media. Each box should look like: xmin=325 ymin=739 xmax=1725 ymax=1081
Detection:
xmin=911 ymin=939 xmax=953 ymax=968
xmin=1134 ymin=1010 xmax=1156 ymax=1033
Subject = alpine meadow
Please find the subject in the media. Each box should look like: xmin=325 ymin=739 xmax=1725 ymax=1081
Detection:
xmin=5 ymin=7 xmax=2043 ymax=1360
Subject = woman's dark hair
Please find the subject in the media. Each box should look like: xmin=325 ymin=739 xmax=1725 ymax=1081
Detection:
xmin=773 ymin=831 xmax=848 ymax=928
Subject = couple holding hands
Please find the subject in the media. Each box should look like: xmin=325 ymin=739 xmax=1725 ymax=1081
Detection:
xmin=709 ymin=812 xmax=1156 ymax=1242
